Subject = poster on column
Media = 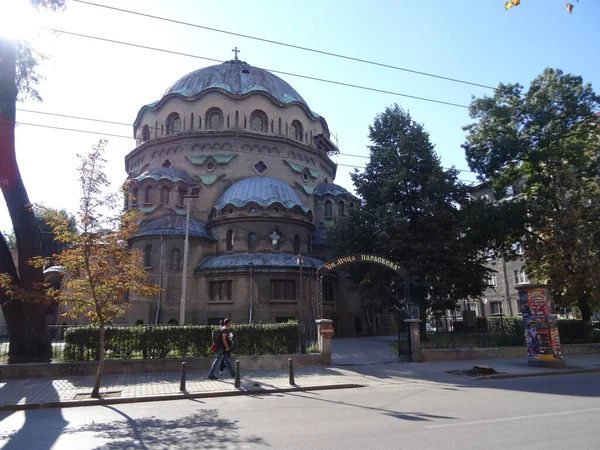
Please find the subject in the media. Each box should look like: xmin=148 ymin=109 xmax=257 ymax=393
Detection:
xmin=520 ymin=286 xmax=563 ymax=361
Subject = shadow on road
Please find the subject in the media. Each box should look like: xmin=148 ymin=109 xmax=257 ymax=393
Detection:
xmin=0 ymin=378 xmax=68 ymax=450
xmin=63 ymin=406 xmax=267 ymax=449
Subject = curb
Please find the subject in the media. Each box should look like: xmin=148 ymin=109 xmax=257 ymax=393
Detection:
xmin=475 ymin=367 xmax=600 ymax=381
xmin=0 ymin=383 xmax=364 ymax=412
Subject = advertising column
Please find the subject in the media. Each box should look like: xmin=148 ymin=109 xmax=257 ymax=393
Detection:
xmin=516 ymin=283 xmax=566 ymax=368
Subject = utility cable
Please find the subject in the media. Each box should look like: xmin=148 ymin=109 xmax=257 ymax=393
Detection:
xmin=72 ymin=0 xmax=497 ymax=91
xmin=41 ymin=28 xmax=470 ymax=110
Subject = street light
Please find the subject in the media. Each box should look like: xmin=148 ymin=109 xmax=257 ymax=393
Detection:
xmin=296 ymin=255 xmax=305 ymax=353
xmin=179 ymin=185 xmax=199 ymax=325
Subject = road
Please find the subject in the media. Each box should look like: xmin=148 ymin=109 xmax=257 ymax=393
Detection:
xmin=1 ymin=372 xmax=599 ymax=449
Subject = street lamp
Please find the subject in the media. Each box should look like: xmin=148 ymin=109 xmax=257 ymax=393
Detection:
xmin=296 ymin=255 xmax=305 ymax=353
xmin=179 ymin=185 xmax=199 ymax=325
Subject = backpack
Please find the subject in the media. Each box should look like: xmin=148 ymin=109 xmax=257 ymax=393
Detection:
xmin=211 ymin=327 xmax=221 ymax=352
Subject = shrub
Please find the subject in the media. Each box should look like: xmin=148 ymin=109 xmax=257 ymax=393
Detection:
xmin=62 ymin=323 xmax=300 ymax=361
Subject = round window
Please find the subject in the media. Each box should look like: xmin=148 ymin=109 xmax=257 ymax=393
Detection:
xmin=249 ymin=207 xmax=257 ymax=213
xmin=206 ymin=162 xmax=215 ymax=171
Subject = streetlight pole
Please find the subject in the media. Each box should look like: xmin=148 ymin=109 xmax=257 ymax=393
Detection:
xmin=179 ymin=186 xmax=199 ymax=325
xmin=296 ymin=254 xmax=304 ymax=353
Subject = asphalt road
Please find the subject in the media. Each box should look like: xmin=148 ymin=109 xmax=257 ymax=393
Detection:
xmin=1 ymin=372 xmax=600 ymax=450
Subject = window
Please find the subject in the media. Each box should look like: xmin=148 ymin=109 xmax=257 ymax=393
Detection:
xmin=338 ymin=201 xmax=345 ymax=217
xmin=324 ymin=200 xmax=332 ymax=217
xmin=209 ymin=281 xmax=232 ymax=301
xmin=177 ymin=189 xmax=185 ymax=206
xmin=226 ymin=229 xmax=234 ymax=251
xmin=248 ymin=233 xmax=257 ymax=252
xmin=166 ymin=113 xmax=181 ymax=134
xmin=250 ymin=110 xmax=268 ymax=132
xmin=486 ymin=273 xmax=497 ymax=287
xmin=168 ymin=319 xmax=178 ymax=325
xmin=490 ymin=301 xmax=503 ymax=315
xmin=144 ymin=186 xmax=154 ymax=203
xmin=323 ymin=281 xmax=334 ymax=303
xmin=290 ymin=120 xmax=303 ymax=142
xmin=513 ymin=268 xmax=529 ymax=285
xmin=160 ymin=187 xmax=169 ymax=204
xmin=270 ymin=280 xmax=296 ymax=300
xmin=144 ymin=244 xmax=153 ymax=267
xmin=206 ymin=108 xmax=223 ymax=130
xmin=170 ymin=248 xmax=181 ymax=271
xmin=466 ymin=302 xmax=478 ymax=314
xmin=132 ymin=187 xmax=139 ymax=206
xmin=293 ymin=235 xmax=300 ymax=255
xmin=142 ymin=124 xmax=150 ymax=141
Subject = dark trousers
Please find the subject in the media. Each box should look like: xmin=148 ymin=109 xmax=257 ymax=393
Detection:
xmin=208 ymin=349 xmax=234 ymax=377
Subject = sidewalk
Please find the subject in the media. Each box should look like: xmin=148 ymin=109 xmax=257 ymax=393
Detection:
xmin=1 ymin=354 xmax=598 ymax=411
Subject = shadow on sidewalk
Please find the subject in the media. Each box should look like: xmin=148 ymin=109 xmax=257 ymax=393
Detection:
xmin=0 ymin=378 xmax=68 ymax=450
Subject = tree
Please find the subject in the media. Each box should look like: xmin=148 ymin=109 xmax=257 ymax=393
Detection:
xmin=504 ymin=1 xmax=578 ymax=14
xmin=30 ymin=140 xmax=160 ymax=398
xmin=0 ymin=0 xmax=66 ymax=362
xmin=326 ymin=105 xmax=494 ymax=321
xmin=462 ymin=68 xmax=600 ymax=320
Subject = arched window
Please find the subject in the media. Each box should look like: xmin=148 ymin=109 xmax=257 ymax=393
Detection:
xmin=324 ymin=200 xmax=332 ymax=217
xmin=160 ymin=187 xmax=169 ymax=204
xmin=144 ymin=186 xmax=154 ymax=203
xmin=170 ymin=248 xmax=181 ymax=271
xmin=338 ymin=201 xmax=345 ymax=217
xmin=142 ymin=124 xmax=150 ymax=141
xmin=206 ymin=108 xmax=223 ymax=130
xmin=293 ymin=235 xmax=300 ymax=255
xmin=166 ymin=113 xmax=181 ymax=134
xmin=291 ymin=120 xmax=303 ymax=142
xmin=226 ymin=229 xmax=234 ymax=251
xmin=248 ymin=233 xmax=257 ymax=253
xmin=250 ymin=110 xmax=268 ymax=132
xmin=144 ymin=244 xmax=153 ymax=267
xmin=168 ymin=319 xmax=178 ymax=325
xmin=132 ymin=187 xmax=139 ymax=206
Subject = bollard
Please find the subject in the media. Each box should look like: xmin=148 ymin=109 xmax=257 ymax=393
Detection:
xmin=288 ymin=358 xmax=295 ymax=385
xmin=180 ymin=362 xmax=186 ymax=392
xmin=234 ymin=360 xmax=241 ymax=388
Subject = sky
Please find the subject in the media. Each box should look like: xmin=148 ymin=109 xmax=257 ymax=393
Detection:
xmin=1 ymin=0 xmax=599 ymax=234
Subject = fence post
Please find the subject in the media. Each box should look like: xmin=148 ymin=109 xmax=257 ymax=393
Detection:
xmin=288 ymin=358 xmax=295 ymax=385
xmin=180 ymin=362 xmax=186 ymax=392
xmin=234 ymin=360 xmax=240 ymax=388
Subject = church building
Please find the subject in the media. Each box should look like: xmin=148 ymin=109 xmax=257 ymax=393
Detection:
xmin=121 ymin=54 xmax=384 ymax=337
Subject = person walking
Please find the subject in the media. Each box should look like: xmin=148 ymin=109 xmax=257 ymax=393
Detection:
xmin=208 ymin=318 xmax=235 ymax=380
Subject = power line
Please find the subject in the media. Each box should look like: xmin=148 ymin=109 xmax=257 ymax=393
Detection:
xmin=72 ymin=0 xmax=497 ymax=91
xmin=14 ymin=116 xmax=477 ymax=175
xmin=42 ymin=28 xmax=470 ymax=110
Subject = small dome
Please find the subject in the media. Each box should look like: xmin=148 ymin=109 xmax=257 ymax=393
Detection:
xmin=163 ymin=60 xmax=309 ymax=108
xmin=136 ymin=215 xmax=214 ymax=239
xmin=213 ymin=176 xmax=308 ymax=212
xmin=134 ymin=167 xmax=193 ymax=184
xmin=315 ymin=183 xmax=352 ymax=198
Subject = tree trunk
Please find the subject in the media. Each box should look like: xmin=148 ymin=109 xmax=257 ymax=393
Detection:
xmin=0 ymin=37 xmax=50 ymax=362
xmin=578 ymin=296 xmax=591 ymax=323
xmin=91 ymin=323 xmax=105 ymax=398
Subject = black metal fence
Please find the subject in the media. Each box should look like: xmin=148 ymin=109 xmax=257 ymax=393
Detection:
xmin=422 ymin=317 xmax=524 ymax=349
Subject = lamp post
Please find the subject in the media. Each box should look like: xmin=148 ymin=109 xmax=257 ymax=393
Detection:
xmin=179 ymin=186 xmax=199 ymax=325
xmin=296 ymin=254 xmax=305 ymax=353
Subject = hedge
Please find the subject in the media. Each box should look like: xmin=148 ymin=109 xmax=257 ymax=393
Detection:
xmin=62 ymin=323 xmax=300 ymax=362
xmin=485 ymin=318 xmax=600 ymax=345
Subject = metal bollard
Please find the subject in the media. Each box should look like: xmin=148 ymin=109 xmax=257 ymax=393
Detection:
xmin=180 ymin=362 xmax=186 ymax=392
xmin=234 ymin=360 xmax=241 ymax=388
xmin=288 ymin=358 xmax=295 ymax=385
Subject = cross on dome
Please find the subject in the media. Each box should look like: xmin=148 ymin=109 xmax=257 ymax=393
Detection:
xmin=232 ymin=47 xmax=241 ymax=60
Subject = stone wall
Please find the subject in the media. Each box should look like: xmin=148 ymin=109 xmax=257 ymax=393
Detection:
xmin=0 ymin=353 xmax=327 ymax=380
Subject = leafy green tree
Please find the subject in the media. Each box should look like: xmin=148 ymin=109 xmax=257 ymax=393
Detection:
xmin=326 ymin=105 xmax=494 ymax=320
xmin=30 ymin=140 xmax=160 ymax=398
xmin=0 ymin=0 xmax=67 ymax=362
xmin=462 ymin=68 xmax=600 ymax=320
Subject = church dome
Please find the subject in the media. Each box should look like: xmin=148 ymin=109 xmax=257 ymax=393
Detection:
xmin=162 ymin=59 xmax=309 ymax=108
xmin=213 ymin=176 xmax=308 ymax=212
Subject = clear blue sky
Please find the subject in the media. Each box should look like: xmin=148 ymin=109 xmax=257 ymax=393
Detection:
xmin=2 ymin=0 xmax=599 ymax=233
